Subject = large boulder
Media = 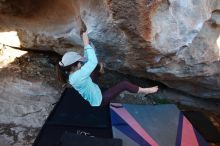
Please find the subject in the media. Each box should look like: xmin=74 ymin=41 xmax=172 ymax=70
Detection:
xmin=0 ymin=0 xmax=219 ymax=99
xmin=148 ymin=0 xmax=220 ymax=98
xmin=0 ymin=46 xmax=60 ymax=146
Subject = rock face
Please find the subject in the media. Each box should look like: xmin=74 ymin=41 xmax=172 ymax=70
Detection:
xmin=0 ymin=0 xmax=219 ymax=99
xmin=149 ymin=0 xmax=220 ymax=98
xmin=0 ymin=46 xmax=60 ymax=145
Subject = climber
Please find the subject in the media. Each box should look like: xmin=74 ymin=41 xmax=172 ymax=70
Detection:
xmin=57 ymin=31 xmax=158 ymax=106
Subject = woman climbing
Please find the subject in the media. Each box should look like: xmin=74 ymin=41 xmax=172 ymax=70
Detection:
xmin=57 ymin=31 xmax=158 ymax=106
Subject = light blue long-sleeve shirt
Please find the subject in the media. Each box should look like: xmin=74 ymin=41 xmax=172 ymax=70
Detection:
xmin=68 ymin=44 xmax=102 ymax=106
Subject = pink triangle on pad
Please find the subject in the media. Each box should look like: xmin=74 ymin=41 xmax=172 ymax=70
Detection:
xmin=181 ymin=116 xmax=199 ymax=146
xmin=111 ymin=104 xmax=159 ymax=146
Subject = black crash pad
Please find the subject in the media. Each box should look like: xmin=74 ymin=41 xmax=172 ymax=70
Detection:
xmin=58 ymin=132 xmax=122 ymax=146
xmin=33 ymin=88 xmax=114 ymax=146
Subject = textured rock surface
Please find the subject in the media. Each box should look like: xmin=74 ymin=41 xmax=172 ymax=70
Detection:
xmin=0 ymin=0 xmax=219 ymax=99
xmin=0 ymin=46 xmax=60 ymax=146
xmin=148 ymin=1 xmax=220 ymax=98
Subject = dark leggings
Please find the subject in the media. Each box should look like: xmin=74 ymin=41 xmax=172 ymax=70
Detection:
xmin=101 ymin=81 xmax=139 ymax=105
xmin=91 ymin=67 xmax=139 ymax=106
